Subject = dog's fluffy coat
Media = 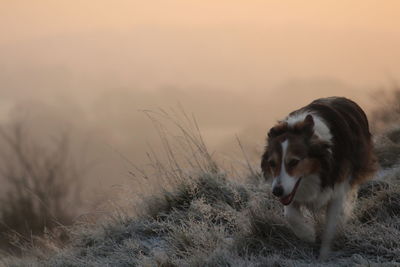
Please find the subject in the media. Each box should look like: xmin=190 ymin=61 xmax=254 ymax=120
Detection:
xmin=261 ymin=97 xmax=377 ymax=259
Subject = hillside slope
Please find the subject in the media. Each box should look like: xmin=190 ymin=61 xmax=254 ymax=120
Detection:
xmin=4 ymin=127 xmax=400 ymax=267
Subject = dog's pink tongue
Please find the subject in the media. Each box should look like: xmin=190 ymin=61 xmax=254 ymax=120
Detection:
xmin=279 ymin=177 xmax=302 ymax=206
xmin=280 ymin=193 xmax=293 ymax=206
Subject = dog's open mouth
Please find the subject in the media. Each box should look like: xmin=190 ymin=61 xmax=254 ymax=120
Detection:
xmin=280 ymin=177 xmax=302 ymax=206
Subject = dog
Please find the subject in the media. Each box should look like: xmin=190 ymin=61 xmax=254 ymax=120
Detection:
xmin=260 ymin=97 xmax=377 ymax=260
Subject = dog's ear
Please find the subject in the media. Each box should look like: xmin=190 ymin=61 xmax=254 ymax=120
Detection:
xmin=304 ymin=114 xmax=314 ymax=128
xmin=260 ymin=149 xmax=272 ymax=180
xmin=267 ymin=122 xmax=288 ymax=138
xmin=302 ymin=114 xmax=314 ymax=136
xmin=260 ymin=149 xmax=268 ymax=171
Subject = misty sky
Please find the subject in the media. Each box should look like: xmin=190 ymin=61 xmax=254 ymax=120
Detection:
xmin=1 ymin=1 xmax=399 ymax=193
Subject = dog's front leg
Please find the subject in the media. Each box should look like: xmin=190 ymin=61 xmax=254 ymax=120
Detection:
xmin=284 ymin=203 xmax=315 ymax=243
xmin=319 ymin=195 xmax=344 ymax=260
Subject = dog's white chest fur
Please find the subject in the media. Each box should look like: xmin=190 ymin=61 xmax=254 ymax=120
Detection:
xmin=294 ymin=175 xmax=351 ymax=210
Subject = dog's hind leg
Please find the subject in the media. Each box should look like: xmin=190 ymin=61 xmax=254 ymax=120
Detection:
xmin=343 ymin=187 xmax=357 ymax=222
xmin=284 ymin=203 xmax=316 ymax=243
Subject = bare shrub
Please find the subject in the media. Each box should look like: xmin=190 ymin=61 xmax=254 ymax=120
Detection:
xmin=0 ymin=123 xmax=84 ymax=252
xmin=370 ymin=85 xmax=400 ymax=168
xmin=370 ymin=84 xmax=400 ymax=132
xmin=374 ymin=130 xmax=400 ymax=168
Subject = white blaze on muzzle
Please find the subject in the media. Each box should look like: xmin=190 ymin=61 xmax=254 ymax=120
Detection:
xmin=272 ymin=140 xmax=301 ymax=201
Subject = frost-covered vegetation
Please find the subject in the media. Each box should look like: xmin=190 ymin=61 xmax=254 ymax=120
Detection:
xmin=3 ymin=110 xmax=400 ymax=267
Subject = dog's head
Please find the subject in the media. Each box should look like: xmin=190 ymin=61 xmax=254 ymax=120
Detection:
xmin=261 ymin=115 xmax=331 ymax=205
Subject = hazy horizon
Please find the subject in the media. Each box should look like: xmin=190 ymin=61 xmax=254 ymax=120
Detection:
xmin=1 ymin=1 xmax=399 ymax=196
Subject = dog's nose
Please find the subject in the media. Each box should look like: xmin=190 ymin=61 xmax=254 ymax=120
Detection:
xmin=272 ymin=186 xmax=284 ymax=197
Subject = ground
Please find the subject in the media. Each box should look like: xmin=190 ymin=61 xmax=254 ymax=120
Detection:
xmin=3 ymin=127 xmax=400 ymax=267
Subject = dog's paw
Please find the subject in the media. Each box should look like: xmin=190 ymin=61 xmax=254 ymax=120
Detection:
xmin=318 ymin=246 xmax=331 ymax=261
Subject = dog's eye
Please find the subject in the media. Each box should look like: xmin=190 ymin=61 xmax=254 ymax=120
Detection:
xmin=268 ymin=160 xmax=277 ymax=168
xmin=288 ymin=159 xmax=300 ymax=168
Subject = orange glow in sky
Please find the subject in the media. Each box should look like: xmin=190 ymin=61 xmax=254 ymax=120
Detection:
xmin=1 ymin=0 xmax=400 ymax=191
xmin=1 ymin=0 xmax=399 ymax=92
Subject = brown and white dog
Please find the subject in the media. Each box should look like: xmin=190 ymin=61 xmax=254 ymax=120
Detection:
xmin=261 ymin=97 xmax=377 ymax=260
